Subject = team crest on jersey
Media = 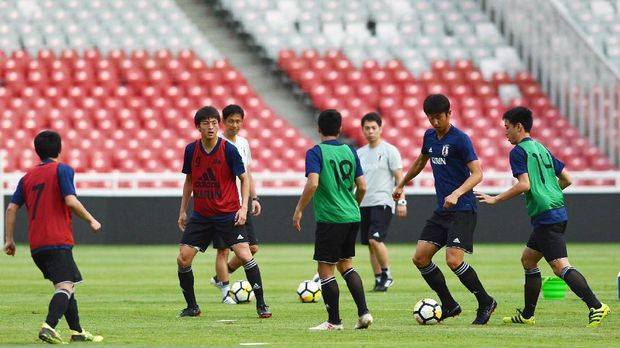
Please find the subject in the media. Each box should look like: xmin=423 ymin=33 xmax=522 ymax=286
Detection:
xmin=441 ymin=144 xmax=450 ymax=157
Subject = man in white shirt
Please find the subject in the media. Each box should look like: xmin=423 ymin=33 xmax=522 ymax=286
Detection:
xmin=211 ymin=104 xmax=262 ymax=304
xmin=357 ymin=112 xmax=407 ymax=291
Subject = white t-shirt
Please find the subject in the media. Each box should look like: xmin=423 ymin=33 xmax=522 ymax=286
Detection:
xmin=221 ymin=134 xmax=252 ymax=201
xmin=357 ymin=140 xmax=403 ymax=210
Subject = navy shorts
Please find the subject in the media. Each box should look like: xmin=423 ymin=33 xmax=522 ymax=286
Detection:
xmin=419 ymin=211 xmax=477 ymax=253
xmin=32 ymin=248 xmax=83 ymax=284
xmin=313 ymin=222 xmax=359 ymax=264
xmin=180 ymin=217 xmax=248 ymax=252
xmin=213 ymin=212 xmax=257 ymax=249
xmin=527 ymin=221 xmax=568 ymax=262
xmin=360 ymin=205 xmax=393 ymax=245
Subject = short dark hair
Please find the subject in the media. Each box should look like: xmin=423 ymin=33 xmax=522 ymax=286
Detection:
xmin=194 ymin=106 xmax=220 ymax=126
xmin=222 ymin=104 xmax=244 ymax=120
xmin=423 ymin=94 xmax=451 ymax=115
xmin=317 ymin=109 xmax=342 ymax=136
xmin=361 ymin=112 xmax=382 ymax=127
xmin=34 ymin=130 xmax=62 ymax=160
xmin=503 ymin=106 xmax=533 ymax=132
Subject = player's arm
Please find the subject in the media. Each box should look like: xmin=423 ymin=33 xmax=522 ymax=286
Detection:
xmin=236 ymin=172 xmax=250 ymax=226
xmin=393 ymin=154 xmax=429 ymax=200
xmin=4 ymin=203 xmax=19 ymax=256
xmin=444 ymin=159 xmax=483 ymax=208
xmin=293 ymin=173 xmax=319 ymax=232
xmin=476 ymin=173 xmax=530 ymax=205
xmin=64 ymin=195 xmax=102 ymax=233
xmin=178 ymin=174 xmax=192 ymax=231
xmin=557 ymin=169 xmax=572 ymax=190
xmin=247 ymin=168 xmax=261 ymax=216
xmin=354 ymin=175 xmax=367 ymax=206
xmin=392 ymin=168 xmax=407 ymax=217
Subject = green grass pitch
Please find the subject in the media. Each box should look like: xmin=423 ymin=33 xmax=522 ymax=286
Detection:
xmin=1 ymin=244 xmax=618 ymax=347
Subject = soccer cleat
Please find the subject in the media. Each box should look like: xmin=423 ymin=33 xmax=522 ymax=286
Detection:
xmin=503 ymin=309 xmax=535 ymax=325
xmin=70 ymin=329 xmax=104 ymax=342
xmin=440 ymin=303 xmax=462 ymax=321
xmin=210 ymin=276 xmax=223 ymax=288
xmin=177 ymin=306 xmax=201 ymax=317
xmin=354 ymin=313 xmax=374 ymax=329
xmin=222 ymin=295 xmax=237 ymax=305
xmin=472 ymin=298 xmax=497 ymax=325
xmin=257 ymin=304 xmax=272 ymax=318
xmin=38 ymin=323 xmax=64 ymax=344
xmin=587 ymin=303 xmax=610 ymax=328
xmin=308 ymin=321 xmax=344 ymax=331
xmin=383 ymin=277 xmax=394 ymax=288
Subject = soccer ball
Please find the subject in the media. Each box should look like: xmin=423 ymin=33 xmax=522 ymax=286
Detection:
xmin=229 ymin=280 xmax=255 ymax=303
xmin=413 ymin=298 xmax=442 ymax=325
xmin=296 ymin=280 xmax=322 ymax=303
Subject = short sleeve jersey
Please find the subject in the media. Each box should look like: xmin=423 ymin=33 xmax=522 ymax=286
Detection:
xmin=10 ymin=159 xmax=77 ymax=252
xmin=421 ymin=126 xmax=478 ymax=212
xmin=509 ymin=137 xmax=567 ymax=226
xmin=305 ymin=140 xmax=363 ymax=223
xmin=182 ymin=138 xmax=245 ymax=222
xmin=357 ymin=140 xmax=402 ymax=210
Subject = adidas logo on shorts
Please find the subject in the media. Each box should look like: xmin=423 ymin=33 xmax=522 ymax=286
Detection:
xmin=453 ymin=238 xmax=460 ymax=243
xmin=237 ymin=234 xmax=244 ymax=240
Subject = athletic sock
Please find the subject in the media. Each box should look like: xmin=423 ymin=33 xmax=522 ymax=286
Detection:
xmin=561 ymin=266 xmax=601 ymax=309
xmin=178 ymin=266 xmax=197 ymax=308
xmin=342 ymin=268 xmax=369 ymax=316
xmin=243 ymin=259 xmax=265 ymax=306
xmin=453 ymin=262 xmax=492 ymax=307
xmin=418 ymin=263 xmax=458 ymax=309
xmin=374 ymin=273 xmax=382 ymax=285
xmin=320 ymin=276 xmax=341 ymax=324
xmin=64 ymin=294 xmax=82 ymax=332
xmin=46 ymin=288 xmax=71 ymax=328
xmin=221 ymin=281 xmax=230 ymax=298
xmin=522 ymin=267 xmax=541 ymax=318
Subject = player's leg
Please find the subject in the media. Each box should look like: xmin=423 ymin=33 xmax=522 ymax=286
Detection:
xmin=65 ymin=288 xmax=103 ymax=342
xmin=504 ymin=245 xmax=542 ymax=324
xmin=338 ymin=258 xmax=373 ymax=330
xmin=177 ymin=244 xmax=200 ymax=316
xmin=226 ymin=215 xmax=258 ymax=274
xmin=214 ymin=247 xmax=234 ymax=303
xmin=368 ymin=206 xmax=393 ymax=291
xmin=360 ymin=207 xmax=381 ymax=289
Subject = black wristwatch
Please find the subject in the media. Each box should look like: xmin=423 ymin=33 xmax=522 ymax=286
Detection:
xmin=252 ymin=197 xmax=260 ymax=201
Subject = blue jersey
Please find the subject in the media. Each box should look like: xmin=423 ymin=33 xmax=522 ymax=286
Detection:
xmin=305 ymin=140 xmax=363 ymax=178
xmin=509 ymin=138 xmax=567 ymax=227
xmin=421 ymin=126 xmax=478 ymax=212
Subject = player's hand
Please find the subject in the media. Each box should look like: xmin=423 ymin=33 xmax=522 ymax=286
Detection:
xmin=235 ymin=206 xmax=248 ymax=226
xmin=178 ymin=212 xmax=188 ymax=232
xmin=251 ymin=200 xmax=262 ymax=216
xmin=293 ymin=210 xmax=302 ymax=232
xmin=474 ymin=191 xmax=497 ymax=204
xmin=90 ymin=219 xmax=102 ymax=234
xmin=396 ymin=204 xmax=407 ymax=218
xmin=4 ymin=240 xmax=15 ymax=256
xmin=392 ymin=186 xmax=404 ymax=201
xmin=443 ymin=193 xmax=459 ymax=209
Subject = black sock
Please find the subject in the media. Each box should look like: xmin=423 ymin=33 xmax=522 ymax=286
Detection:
xmin=178 ymin=266 xmax=197 ymax=308
xmin=227 ymin=264 xmax=236 ymax=274
xmin=46 ymin=289 xmax=71 ymax=328
xmin=380 ymin=268 xmax=389 ymax=282
xmin=522 ymin=267 xmax=541 ymax=318
xmin=64 ymin=294 xmax=82 ymax=332
xmin=243 ymin=259 xmax=265 ymax=307
xmin=342 ymin=268 xmax=369 ymax=316
xmin=320 ymin=276 xmax=341 ymax=324
xmin=561 ymin=267 xmax=601 ymax=309
xmin=418 ymin=263 xmax=458 ymax=309
xmin=453 ymin=262 xmax=492 ymax=307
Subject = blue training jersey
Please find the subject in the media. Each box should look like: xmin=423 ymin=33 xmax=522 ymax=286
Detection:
xmin=421 ymin=125 xmax=478 ymax=212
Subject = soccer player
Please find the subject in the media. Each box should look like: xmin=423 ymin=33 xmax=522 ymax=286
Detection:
xmin=392 ymin=94 xmax=496 ymax=325
xmin=210 ymin=104 xmax=262 ymax=304
xmin=176 ymin=106 xmax=271 ymax=318
xmin=4 ymin=130 xmax=103 ymax=344
xmin=293 ymin=109 xmax=373 ymax=331
xmin=357 ymin=112 xmax=406 ymax=292
xmin=475 ymin=106 xmax=610 ymax=327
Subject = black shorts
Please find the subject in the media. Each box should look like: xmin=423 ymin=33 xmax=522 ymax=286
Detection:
xmin=419 ymin=211 xmax=477 ymax=253
xmin=213 ymin=213 xmax=257 ymax=249
xmin=527 ymin=221 xmax=568 ymax=262
xmin=32 ymin=248 xmax=83 ymax=284
xmin=360 ymin=205 xmax=393 ymax=245
xmin=180 ymin=217 xmax=248 ymax=252
xmin=313 ymin=222 xmax=359 ymax=264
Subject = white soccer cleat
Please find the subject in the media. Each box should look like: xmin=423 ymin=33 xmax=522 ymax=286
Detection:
xmin=222 ymin=296 xmax=237 ymax=305
xmin=308 ymin=321 xmax=344 ymax=331
xmin=210 ymin=276 xmax=223 ymax=288
xmin=354 ymin=313 xmax=373 ymax=329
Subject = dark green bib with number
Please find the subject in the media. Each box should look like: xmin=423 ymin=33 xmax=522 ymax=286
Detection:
xmin=517 ymin=140 xmax=564 ymax=217
xmin=314 ymin=143 xmax=361 ymax=223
